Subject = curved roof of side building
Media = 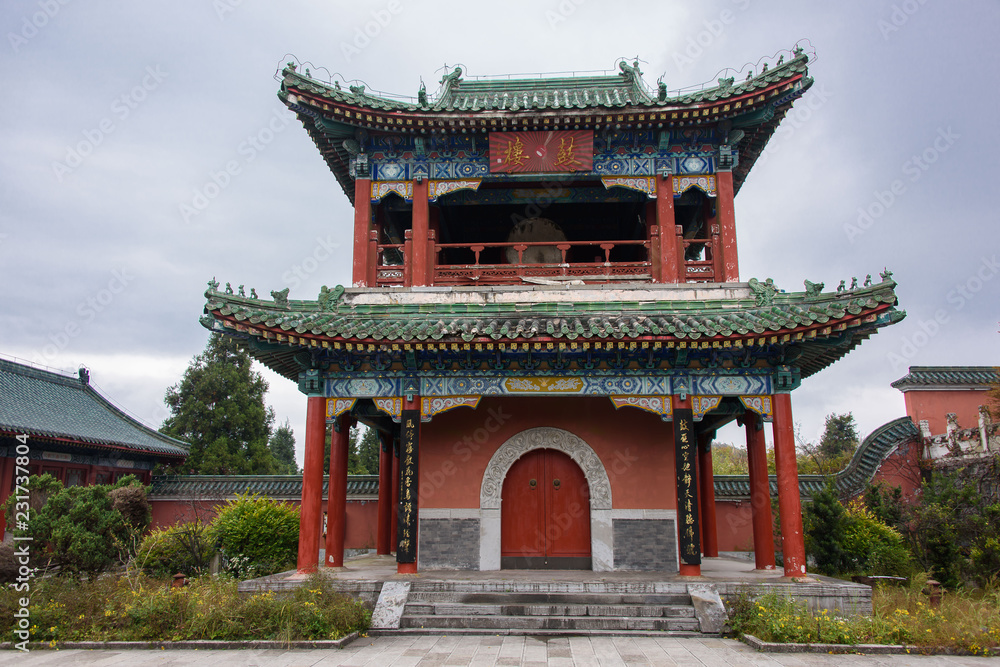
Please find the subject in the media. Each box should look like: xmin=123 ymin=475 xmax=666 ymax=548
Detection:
xmin=0 ymin=358 xmax=189 ymax=458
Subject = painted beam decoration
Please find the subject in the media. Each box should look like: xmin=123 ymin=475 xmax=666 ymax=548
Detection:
xmin=421 ymin=396 xmax=480 ymax=421
xmin=397 ymin=409 xmax=419 ymax=564
xmin=326 ymin=398 xmax=356 ymax=421
xmin=489 ymin=131 xmax=593 ymax=173
xmin=325 ymin=373 xmax=773 ymax=400
xmin=609 ymin=395 xmax=672 ymax=420
xmin=691 ymin=395 xmax=722 ymax=421
xmin=739 ymin=395 xmax=774 ymax=422
xmin=673 ymin=407 xmax=701 ymax=566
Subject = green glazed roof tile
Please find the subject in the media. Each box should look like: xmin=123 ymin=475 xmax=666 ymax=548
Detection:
xmin=149 ymin=474 xmax=378 ymax=498
xmin=0 ymin=359 xmax=189 ymax=457
xmin=891 ymin=366 xmax=999 ymax=390
xmin=714 ymin=417 xmax=920 ymax=500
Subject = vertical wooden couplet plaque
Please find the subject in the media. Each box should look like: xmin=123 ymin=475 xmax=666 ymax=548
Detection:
xmin=396 ymin=409 xmax=419 ymax=564
xmin=673 ymin=408 xmax=701 ymax=566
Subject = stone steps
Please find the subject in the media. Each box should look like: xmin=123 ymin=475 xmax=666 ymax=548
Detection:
xmin=390 ymin=581 xmax=706 ymax=635
xmin=399 ymin=613 xmax=702 ymax=632
xmin=405 ymin=602 xmax=696 ymax=617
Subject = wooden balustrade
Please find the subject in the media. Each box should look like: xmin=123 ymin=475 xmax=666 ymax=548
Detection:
xmin=374 ymin=238 xmax=652 ymax=286
xmin=682 ymin=237 xmax=717 ymax=283
xmin=372 ymin=234 xmax=726 ymax=285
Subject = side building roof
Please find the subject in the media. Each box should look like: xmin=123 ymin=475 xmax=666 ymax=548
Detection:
xmin=891 ymin=366 xmax=999 ymax=391
xmin=149 ymin=474 xmax=378 ymax=500
xmin=0 ymin=358 xmax=189 ymax=459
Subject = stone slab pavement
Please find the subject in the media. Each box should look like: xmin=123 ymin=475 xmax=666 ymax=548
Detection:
xmin=2 ymin=636 xmax=997 ymax=666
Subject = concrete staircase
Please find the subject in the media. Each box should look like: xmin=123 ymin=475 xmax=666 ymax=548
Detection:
xmin=380 ymin=580 xmax=705 ymax=636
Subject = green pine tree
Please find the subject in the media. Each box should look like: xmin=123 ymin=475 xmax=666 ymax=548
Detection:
xmin=804 ymin=480 xmax=850 ymax=575
xmin=269 ymin=419 xmax=298 ymax=474
xmin=357 ymin=426 xmax=380 ymax=475
xmin=160 ymin=333 xmax=279 ymax=475
xmin=818 ymin=413 xmax=859 ymax=460
xmin=323 ymin=423 xmax=361 ymax=474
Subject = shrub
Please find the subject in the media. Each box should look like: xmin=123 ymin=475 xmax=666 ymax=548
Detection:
xmin=842 ymin=500 xmax=914 ymax=577
xmin=904 ymin=467 xmax=1000 ymax=589
xmin=6 ymin=474 xmax=151 ymax=576
xmin=108 ymin=482 xmax=151 ymax=531
xmin=0 ymin=542 xmax=16 ymax=584
xmin=209 ymin=492 xmax=299 ymax=579
xmin=864 ymin=481 xmax=904 ymax=529
xmin=136 ymin=521 xmax=215 ymax=578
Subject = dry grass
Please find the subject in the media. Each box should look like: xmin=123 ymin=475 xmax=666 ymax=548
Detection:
xmin=2 ymin=572 xmax=369 ymax=645
xmin=728 ymin=576 xmax=1000 ymax=656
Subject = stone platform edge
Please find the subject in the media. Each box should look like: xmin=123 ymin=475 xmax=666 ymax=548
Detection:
xmin=742 ymin=634 xmax=999 ymax=656
xmin=0 ymin=632 xmax=359 ymax=651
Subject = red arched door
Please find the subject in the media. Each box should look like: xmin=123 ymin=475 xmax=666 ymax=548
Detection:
xmin=501 ymin=448 xmax=591 ymax=569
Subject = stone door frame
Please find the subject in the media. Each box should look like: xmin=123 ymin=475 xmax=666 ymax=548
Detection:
xmin=478 ymin=426 xmax=613 ymax=571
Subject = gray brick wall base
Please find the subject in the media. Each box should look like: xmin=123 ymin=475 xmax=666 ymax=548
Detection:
xmin=612 ymin=518 xmax=677 ymax=571
xmin=419 ymin=518 xmax=480 ymax=569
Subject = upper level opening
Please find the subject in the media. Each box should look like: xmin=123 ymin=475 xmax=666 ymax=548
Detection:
xmin=370 ymin=176 xmax=729 ymax=287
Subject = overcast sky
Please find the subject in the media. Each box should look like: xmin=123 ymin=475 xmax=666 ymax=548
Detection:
xmin=2 ymin=0 xmax=997 ymax=464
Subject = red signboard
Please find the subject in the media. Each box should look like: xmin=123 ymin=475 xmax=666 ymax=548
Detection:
xmin=489 ymin=130 xmax=593 ymax=173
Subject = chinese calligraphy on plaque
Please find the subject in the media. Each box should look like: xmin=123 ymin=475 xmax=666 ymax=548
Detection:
xmin=489 ymin=131 xmax=593 ymax=173
xmin=673 ymin=408 xmax=701 ymax=565
xmin=397 ymin=408 xmax=419 ymax=564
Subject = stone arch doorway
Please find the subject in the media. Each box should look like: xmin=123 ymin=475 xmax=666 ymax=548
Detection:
xmin=501 ymin=448 xmax=591 ymax=569
xmin=479 ymin=427 xmax=613 ymax=571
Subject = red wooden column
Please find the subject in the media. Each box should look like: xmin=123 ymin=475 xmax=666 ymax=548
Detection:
xmin=656 ymin=173 xmax=681 ymax=282
xmin=296 ymin=396 xmax=326 ymax=573
xmin=411 ymin=178 xmax=430 ymax=286
xmin=715 ymin=169 xmax=739 ymax=282
xmin=428 ymin=206 xmax=441 ymax=286
xmin=744 ymin=411 xmax=776 ymax=570
xmin=697 ymin=432 xmax=719 ymax=558
xmin=772 ymin=393 xmax=807 ymax=577
xmin=645 ymin=201 xmax=661 ymax=283
xmin=376 ymin=430 xmax=392 ymax=555
xmin=390 ymin=435 xmax=400 ymax=550
xmin=352 ymin=176 xmax=372 ymax=287
xmin=324 ymin=414 xmax=352 ymax=568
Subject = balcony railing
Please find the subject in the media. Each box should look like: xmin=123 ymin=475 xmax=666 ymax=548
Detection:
xmin=369 ymin=227 xmax=719 ymax=287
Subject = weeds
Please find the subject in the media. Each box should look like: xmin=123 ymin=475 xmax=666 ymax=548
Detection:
xmin=727 ymin=580 xmax=1000 ymax=656
xmin=0 ymin=572 xmax=369 ymax=644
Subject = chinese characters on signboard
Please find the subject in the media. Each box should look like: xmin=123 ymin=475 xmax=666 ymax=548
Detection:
xmin=397 ymin=409 xmax=419 ymax=564
xmin=673 ymin=408 xmax=701 ymax=566
xmin=489 ymin=130 xmax=593 ymax=173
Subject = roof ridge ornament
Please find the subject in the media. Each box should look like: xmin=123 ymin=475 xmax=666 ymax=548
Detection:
xmin=804 ymin=279 xmax=825 ymax=297
xmin=271 ymin=287 xmax=290 ymax=308
xmin=440 ymin=66 xmax=463 ymax=87
xmin=748 ymin=278 xmax=779 ymax=307
xmin=320 ymin=284 xmax=346 ymax=310
xmin=618 ymin=58 xmax=643 ymax=83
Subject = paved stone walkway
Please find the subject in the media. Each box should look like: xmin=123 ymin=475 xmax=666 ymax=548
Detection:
xmin=2 ymin=636 xmax=997 ymax=666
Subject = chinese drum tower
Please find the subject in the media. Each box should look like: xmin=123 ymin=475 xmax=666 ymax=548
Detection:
xmin=202 ymin=48 xmax=903 ymax=577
